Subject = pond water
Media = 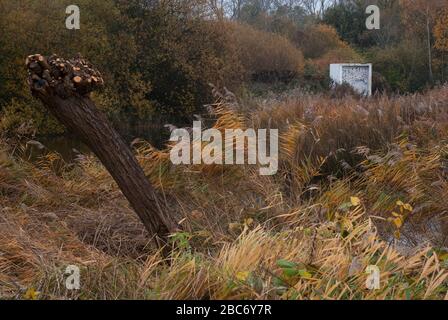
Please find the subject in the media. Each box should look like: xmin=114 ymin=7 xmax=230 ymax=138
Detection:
xmin=23 ymin=135 xmax=91 ymax=163
xmin=23 ymin=126 xmax=168 ymax=163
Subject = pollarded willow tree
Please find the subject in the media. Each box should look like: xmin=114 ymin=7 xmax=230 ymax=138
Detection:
xmin=26 ymin=53 xmax=179 ymax=248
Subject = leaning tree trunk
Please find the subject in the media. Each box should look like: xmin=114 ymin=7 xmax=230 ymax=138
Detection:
xmin=25 ymin=54 xmax=178 ymax=247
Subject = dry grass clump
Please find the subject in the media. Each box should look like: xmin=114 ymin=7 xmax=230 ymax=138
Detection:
xmin=1 ymin=86 xmax=448 ymax=299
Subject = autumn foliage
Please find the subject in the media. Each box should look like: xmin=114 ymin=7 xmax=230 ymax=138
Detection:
xmin=230 ymin=22 xmax=305 ymax=82
xmin=435 ymin=8 xmax=448 ymax=52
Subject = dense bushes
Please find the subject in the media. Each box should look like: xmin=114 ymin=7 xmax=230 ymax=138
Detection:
xmin=230 ymin=22 xmax=305 ymax=82
xmin=291 ymin=24 xmax=361 ymax=89
xmin=366 ymin=40 xmax=428 ymax=92
xmin=3 ymin=0 xmax=443 ymax=136
xmin=0 ymin=0 xmax=363 ymax=137
xmin=123 ymin=1 xmax=244 ymax=123
xmin=0 ymin=0 xmax=142 ymax=134
xmin=0 ymin=0 xmax=244 ymax=134
xmin=294 ymin=24 xmax=344 ymax=59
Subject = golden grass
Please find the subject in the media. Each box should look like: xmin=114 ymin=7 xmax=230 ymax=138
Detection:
xmin=1 ymin=87 xmax=448 ymax=299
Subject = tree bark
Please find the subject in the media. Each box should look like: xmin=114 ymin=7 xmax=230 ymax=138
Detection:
xmin=426 ymin=8 xmax=434 ymax=84
xmin=25 ymin=54 xmax=178 ymax=248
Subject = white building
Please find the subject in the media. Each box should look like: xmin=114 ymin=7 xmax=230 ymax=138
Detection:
xmin=330 ymin=63 xmax=372 ymax=96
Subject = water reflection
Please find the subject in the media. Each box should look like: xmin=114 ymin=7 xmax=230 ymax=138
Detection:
xmin=23 ymin=126 xmax=167 ymax=163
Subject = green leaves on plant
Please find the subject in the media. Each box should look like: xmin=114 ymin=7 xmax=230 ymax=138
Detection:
xmin=276 ymin=259 xmax=313 ymax=282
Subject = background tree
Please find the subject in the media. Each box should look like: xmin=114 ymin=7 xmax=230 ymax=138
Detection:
xmin=323 ymin=0 xmax=402 ymax=48
xmin=434 ymin=8 xmax=448 ymax=82
xmin=400 ymin=0 xmax=448 ymax=84
xmin=435 ymin=9 xmax=448 ymax=52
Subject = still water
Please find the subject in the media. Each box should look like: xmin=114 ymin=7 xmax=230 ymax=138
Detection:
xmin=25 ymin=135 xmax=91 ymax=162
xmin=23 ymin=126 xmax=167 ymax=163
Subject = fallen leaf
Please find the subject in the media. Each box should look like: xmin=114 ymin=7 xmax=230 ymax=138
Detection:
xmin=244 ymin=218 xmax=254 ymax=226
xmin=350 ymin=196 xmax=361 ymax=207
xmin=393 ymin=217 xmax=403 ymax=229
xmin=236 ymin=271 xmax=250 ymax=282
xmin=24 ymin=288 xmax=40 ymax=300
xmin=298 ymin=270 xmax=312 ymax=279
